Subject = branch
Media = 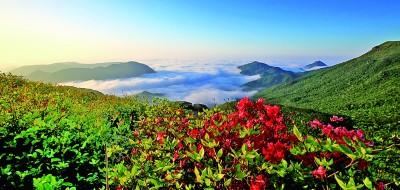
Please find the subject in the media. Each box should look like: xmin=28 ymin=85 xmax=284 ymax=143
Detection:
xmin=326 ymin=160 xmax=359 ymax=178
xmin=372 ymin=143 xmax=400 ymax=152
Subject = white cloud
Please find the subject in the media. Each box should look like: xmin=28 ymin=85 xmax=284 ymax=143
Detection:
xmin=60 ymin=61 xmax=260 ymax=106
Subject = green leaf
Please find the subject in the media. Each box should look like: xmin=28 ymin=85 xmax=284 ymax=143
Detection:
xmin=363 ymin=177 xmax=373 ymax=189
xmin=204 ymin=133 xmax=210 ymax=140
xmin=217 ymin=148 xmax=223 ymax=158
xmin=293 ymin=125 xmax=303 ymax=142
xmin=199 ymin=148 xmax=205 ymax=160
xmin=241 ymin=143 xmax=247 ymax=155
xmin=224 ymin=178 xmax=232 ymax=187
xmin=339 ymin=144 xmax=357 ymax=160
xmin=51 ymin=158 xmax=61 ymax=163
xmin=194 ymin=166 xmax=203 ymax=183
xmin=214 ymin=173 xmax=225 ymax=181
xmin=235 ymin=171 xmax=246 ymax=180
xmin=342 ymin=136 xmax=353 ymax=145
xmin=205 ymin=178 xmax=211 ymax=187
xmin=335 ymin=175 xmax=348 ymax=190
xmin=335 ymin=175 xmax=357 ymax=190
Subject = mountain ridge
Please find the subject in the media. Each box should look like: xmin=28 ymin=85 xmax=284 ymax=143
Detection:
xmin=17 ymin=61 xmax=155 ymax=83
xmin=10 ymin=62 xmax=116 ymax=76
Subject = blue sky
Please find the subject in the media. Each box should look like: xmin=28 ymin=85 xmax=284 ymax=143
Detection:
xmin=1 ymin=0 xmax=399 ymax=68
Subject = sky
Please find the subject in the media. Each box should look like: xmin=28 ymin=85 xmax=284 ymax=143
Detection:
xmin=1 ymin=0 xmax=400 ymax=70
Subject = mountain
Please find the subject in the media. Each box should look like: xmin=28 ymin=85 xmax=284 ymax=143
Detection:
xmin=14 ymin=61 xmax=155 ymax=83
xmin=237 ymin=61 xmax=298 ymax=90
xmin=134 ymin=91 xmax=165 ymax=101
xmin=303 ymin=61 xmax=328 ymax=70
xmin=10 ymin=62 xmax=115 ymax=76
xmin=253 ymin=41 xmax=400 ymax=129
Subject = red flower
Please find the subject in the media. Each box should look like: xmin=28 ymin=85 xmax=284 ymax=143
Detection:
xmin=188 ymin=129 xmax=199 ymax=138
xmin=266 ymin=105 xmax=280 ymax=120
xmin=157 ymin=132 xmax=164 ymax=145
xmin=173 ymin=151 xmax=180 ymax=162
xmin=250 ymin=175 xmax=266 ymax=190
xmin=256 ymin=98 xmax=265 ymax=109
xmin=377 ymin=182 xmax=386 ymax=190
xmin=262 ymin=142 xmax=287 ymax=164
xmin=131 ymin=148 xmax=137 ymax=155
xmin=237 ymin=96 xmax=251 ymax=110
xmin=322 ymin=125 xmax=333 ymax=136
xmin=357 ymin=159 xmax=370 ymax=170
xmin=116 ymin=185 xmax=123 ymax=190
xmin=311 ymin=166 xmax=326 ymax=179
xmin=177 ymin=141 xmax=184 ymax=150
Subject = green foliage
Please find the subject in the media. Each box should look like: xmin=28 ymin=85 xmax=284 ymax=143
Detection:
xmin=0 ymin=72 xmax=146 ymax=188
xmin=253 ymin=41 xmax=400 ymax=185
xmin=1 ymin=50 xmax=399 ymax=190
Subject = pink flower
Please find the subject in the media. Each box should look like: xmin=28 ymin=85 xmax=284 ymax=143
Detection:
xmin=309 ymin=119 xmax=323 ymax=129
xmin=365 ymin=140 xmax=374 ymax=147
xmin=330 ymin=115 xmax=344 ymax=122
xmin=311 ymin=166 xmax=326 ymax=179
xmin=356 ymin=129 xmax=364 ymax=140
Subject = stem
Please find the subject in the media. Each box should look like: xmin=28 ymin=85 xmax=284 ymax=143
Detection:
xmin=372 ymin=143 xmax=400 ymax=152
xmin=105 ymin=142 xmax=109 ymax=190
xmin=326 ymin=160 xmax=359 ymax=178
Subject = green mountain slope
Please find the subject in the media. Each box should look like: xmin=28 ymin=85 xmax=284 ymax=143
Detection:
xmin=253 ymin=41 xmax=400 ymax=129
xmin=23 ymin=61 xmax=155 ymax=83
xmin=238 ymin=61 xmax=298 ymax=90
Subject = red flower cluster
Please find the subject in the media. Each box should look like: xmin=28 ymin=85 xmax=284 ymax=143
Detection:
xmin=309 ymin=119 xmax=372 ymax=146
xmin=311 ymin=166 xmax=326 ymax=179
xmin=201 ymin=97 xmax=296 ymax=164
xmin=250 ymin=175 xmax=266 ymax=190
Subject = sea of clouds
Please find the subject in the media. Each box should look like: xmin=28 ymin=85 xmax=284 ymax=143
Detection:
xmin=60 ymin=58 xmax=336 ymax=106
xmin=60 ymin=59 xmax=262 ymax=106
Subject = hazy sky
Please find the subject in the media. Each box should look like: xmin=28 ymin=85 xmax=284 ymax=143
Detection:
xmin=1 ymin=0 xmax=399 ymax=69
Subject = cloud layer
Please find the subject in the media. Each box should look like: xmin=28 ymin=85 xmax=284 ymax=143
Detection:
xmin=61 ymin=60 xmax=260 ymax=106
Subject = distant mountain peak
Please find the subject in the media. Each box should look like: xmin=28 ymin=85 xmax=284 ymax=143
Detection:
xmin=237 ymin=61 xmax=297 ymax=90
xmin=238 ymin=61 xmax=288 ymax=76
xmin=303 ymin=61 xmax=327 ymax=70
